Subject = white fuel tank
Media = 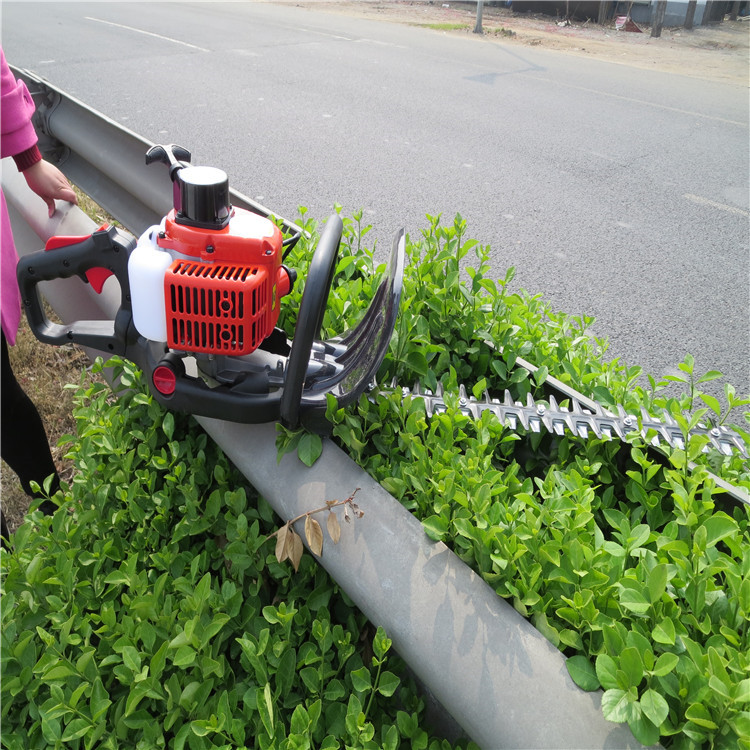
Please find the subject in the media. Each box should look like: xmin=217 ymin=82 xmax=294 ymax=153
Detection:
xmin=128 ymin=225 xmax=172 ymax=342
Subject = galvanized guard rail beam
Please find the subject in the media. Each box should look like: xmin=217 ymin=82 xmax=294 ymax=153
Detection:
xmin=12 ymin=65 xmax=302 ymax=238
xmin=3 ymin=68 xmax=656 ymax=749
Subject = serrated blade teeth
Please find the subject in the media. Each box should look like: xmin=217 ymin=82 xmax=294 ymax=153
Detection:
xmin=375 ymin=380 xmax=748 ymax=460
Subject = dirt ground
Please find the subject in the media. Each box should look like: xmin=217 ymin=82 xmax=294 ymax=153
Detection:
xmin=273 ymin=0 xmax=750 ymax=85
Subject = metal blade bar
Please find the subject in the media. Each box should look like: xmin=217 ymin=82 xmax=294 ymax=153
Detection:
xmin=387 ymin=382 xmax=749 ymax=459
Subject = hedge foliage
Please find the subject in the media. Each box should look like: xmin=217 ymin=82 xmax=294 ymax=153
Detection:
xmin=281 ymin=210 xmax=750 ymax=749
xmin=2 ymin=208 xmax=749 ymax=749
xmin=1 ymin=359 xmax=477 ymax=750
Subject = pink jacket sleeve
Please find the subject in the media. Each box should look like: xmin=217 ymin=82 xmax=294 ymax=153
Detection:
xmin=1 ymin=46 xmax=37 ymax=344
xmin=1 ymin=47 xmax=38 ymax=159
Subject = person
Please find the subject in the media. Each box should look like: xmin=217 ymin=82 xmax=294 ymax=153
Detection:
xmin=1 ymin=46 xmax=78 ymax=535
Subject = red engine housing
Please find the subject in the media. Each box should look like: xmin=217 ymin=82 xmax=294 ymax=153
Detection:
xmin=156 ymin=207 xmax=291 ymax=356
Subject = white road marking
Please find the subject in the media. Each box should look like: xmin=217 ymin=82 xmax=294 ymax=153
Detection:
xmin=683 ymin=194 xmax=749 ymax=217
xmin=84 ymin=17 xmax=210 ymax=52
xmin=526 ymin=76 xmax=747 ymax=127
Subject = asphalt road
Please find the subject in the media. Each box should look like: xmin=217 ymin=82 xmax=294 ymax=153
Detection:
xmin=3 ymin=1 xmax=749 ymax=399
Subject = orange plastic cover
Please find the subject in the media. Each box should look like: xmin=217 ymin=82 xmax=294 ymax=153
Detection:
xmin=164 ymin=260 xmax=275 ymax=355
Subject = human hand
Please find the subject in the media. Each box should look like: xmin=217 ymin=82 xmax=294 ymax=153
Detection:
xmin=22 ymin=160 xmax=78 ymax=217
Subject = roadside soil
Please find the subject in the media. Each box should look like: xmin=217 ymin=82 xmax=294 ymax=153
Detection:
xmin=273 ymin=0 xmax=750 ymax=85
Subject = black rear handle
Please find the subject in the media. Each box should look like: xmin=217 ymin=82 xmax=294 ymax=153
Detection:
xmin=16 ymin=225 xmax=135 ymax=355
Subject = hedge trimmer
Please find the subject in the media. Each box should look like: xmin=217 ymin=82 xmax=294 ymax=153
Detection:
xmin=17 ymin=145 xmax=749 ymax=469
xmin=18 ymin=144 xmax=403 ymax=434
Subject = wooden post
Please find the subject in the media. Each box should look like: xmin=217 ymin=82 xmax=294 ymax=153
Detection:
xmin=684 ymin=0 xmax=697 ymax=29
xmin=651 ymin=0 xmax=667 ymax=37
xmin=474 ymin=0 xmax=484 ymax=34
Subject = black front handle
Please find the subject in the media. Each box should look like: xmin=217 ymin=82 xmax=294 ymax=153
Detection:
xmin=279 ymin=213 xmax=343 ymax=428
xmin=16 ymin=225 xmax=136 ymax=355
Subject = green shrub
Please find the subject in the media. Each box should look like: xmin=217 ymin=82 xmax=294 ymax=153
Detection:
xmin=282 ymin=210 xmax=750 ymax=749
xmin=3 ymin=207 xmax=748 ymax=749
xmin=0 ymin=358 xmax=476 ymax=750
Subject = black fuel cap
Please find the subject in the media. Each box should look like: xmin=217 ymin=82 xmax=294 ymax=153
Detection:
xmin=176 ymin=166 xmax=231 ymax=228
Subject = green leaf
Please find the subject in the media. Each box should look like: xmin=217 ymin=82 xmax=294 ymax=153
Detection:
xmin=383 ymin=724 xmax=399 ymax=750
xmin=619 ymin=647 xmax=643 ymax=689
xmin=90 ymin=678 xmax=111 ymax=722
xmin=618 ymin=587 xmax=650 ymax=614
xmin=591 ymin=385 xmax=616 ymax=407
xmin=290 ymin=705 xmax=310 ymax=735
xmin=628 ymin=712 xmax=660 ymax=747
xmin=162 ymin=411 xmax=175 ymax=440
xmin=61 ymin=717 xmax=91 ymax=742
xmin=173 ymin=645 xmax=196 ymax=668
xmin=373 ymin=627 xmax=392 ymax=661
xmin=566 ymin=655 xmax=599 ymax=691
xmin=699 ymin=393 xmax=722 ymax=417
xmin=697 ymin=370 xmax=723 ymax=383
xmin=377 ymin=671 xmax=400 ymax=697
xmin=257 ymin=683 xmax=274 ymax=736
xmin=297 ymin=432 xmax=323 ymax=467
xmin=651 ymin=651 xmax=679 ymax=677
xmin=685 ymin=702 xmax=718 ymax=729
xmin=595 ymin=654 xmax=619 ymax=691
xmin=652 ymin=618 xmax=676 ymax=646
xmin=190 ymin=719 xmax=215 ymax=737
xmin=734 ymin=679 xmax=750 ymax=704
xmin=647 ymin=564 xmax=668 ymax=604
xmin=397 ymin=710 xmax=418 ymax=739
xmin=601 ymin=689 xmax=636 ymax=723
xmin=323 ymin=679 xmax=346 ymax=701
xmin=121 ymin=646 xmax=141 ymax=673
xmin=405 ymin=350 xmax=429 ymax=377
xmin=533 ymin=365 xmax=549 ymax=387
xmin=43 ymin=663 xmax=78 ymax=681
xmin=351 ymin=667 xmax=372 ymax=693
xmin=701 ymin=512 xmax=738 ymax=549
xmin=422 ymin=514 xmax=449 ymax=541
xmin=640 ymin=689 xmax=669 ymax=727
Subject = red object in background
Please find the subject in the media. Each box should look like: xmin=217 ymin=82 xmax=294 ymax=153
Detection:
xmin=615 ymin=15 xmax=643 ymax=32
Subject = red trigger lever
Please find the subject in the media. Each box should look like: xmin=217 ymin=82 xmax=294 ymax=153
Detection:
xmin=44 ymin=224 xmax=115 ymax=294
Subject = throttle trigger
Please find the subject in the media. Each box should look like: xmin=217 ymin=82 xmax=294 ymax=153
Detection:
xmin=43 ymin=224 xmax=115 ymax=294
xmin=83 ymin=267 xmax=115 ymax=294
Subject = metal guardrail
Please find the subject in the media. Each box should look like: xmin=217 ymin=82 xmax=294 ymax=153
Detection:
xmin=13 ymin=65 xmax=302 ymax=238
xmin=3 ymin=65 xmax=658 ymax=749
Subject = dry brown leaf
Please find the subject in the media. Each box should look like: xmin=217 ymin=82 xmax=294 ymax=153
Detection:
xmin=327 ymin=511 xmax=341 ymax=545
xmin=289 ymin=529 xmax=304 ymax=572
xmin=305 ymin=515 xmax=324 ymax=557
xmin=275 ymin=524 xmax=290 ymax=563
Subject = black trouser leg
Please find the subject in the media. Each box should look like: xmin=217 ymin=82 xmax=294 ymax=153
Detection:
xmin=1 ymin=332 xmax=59 ymax=506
